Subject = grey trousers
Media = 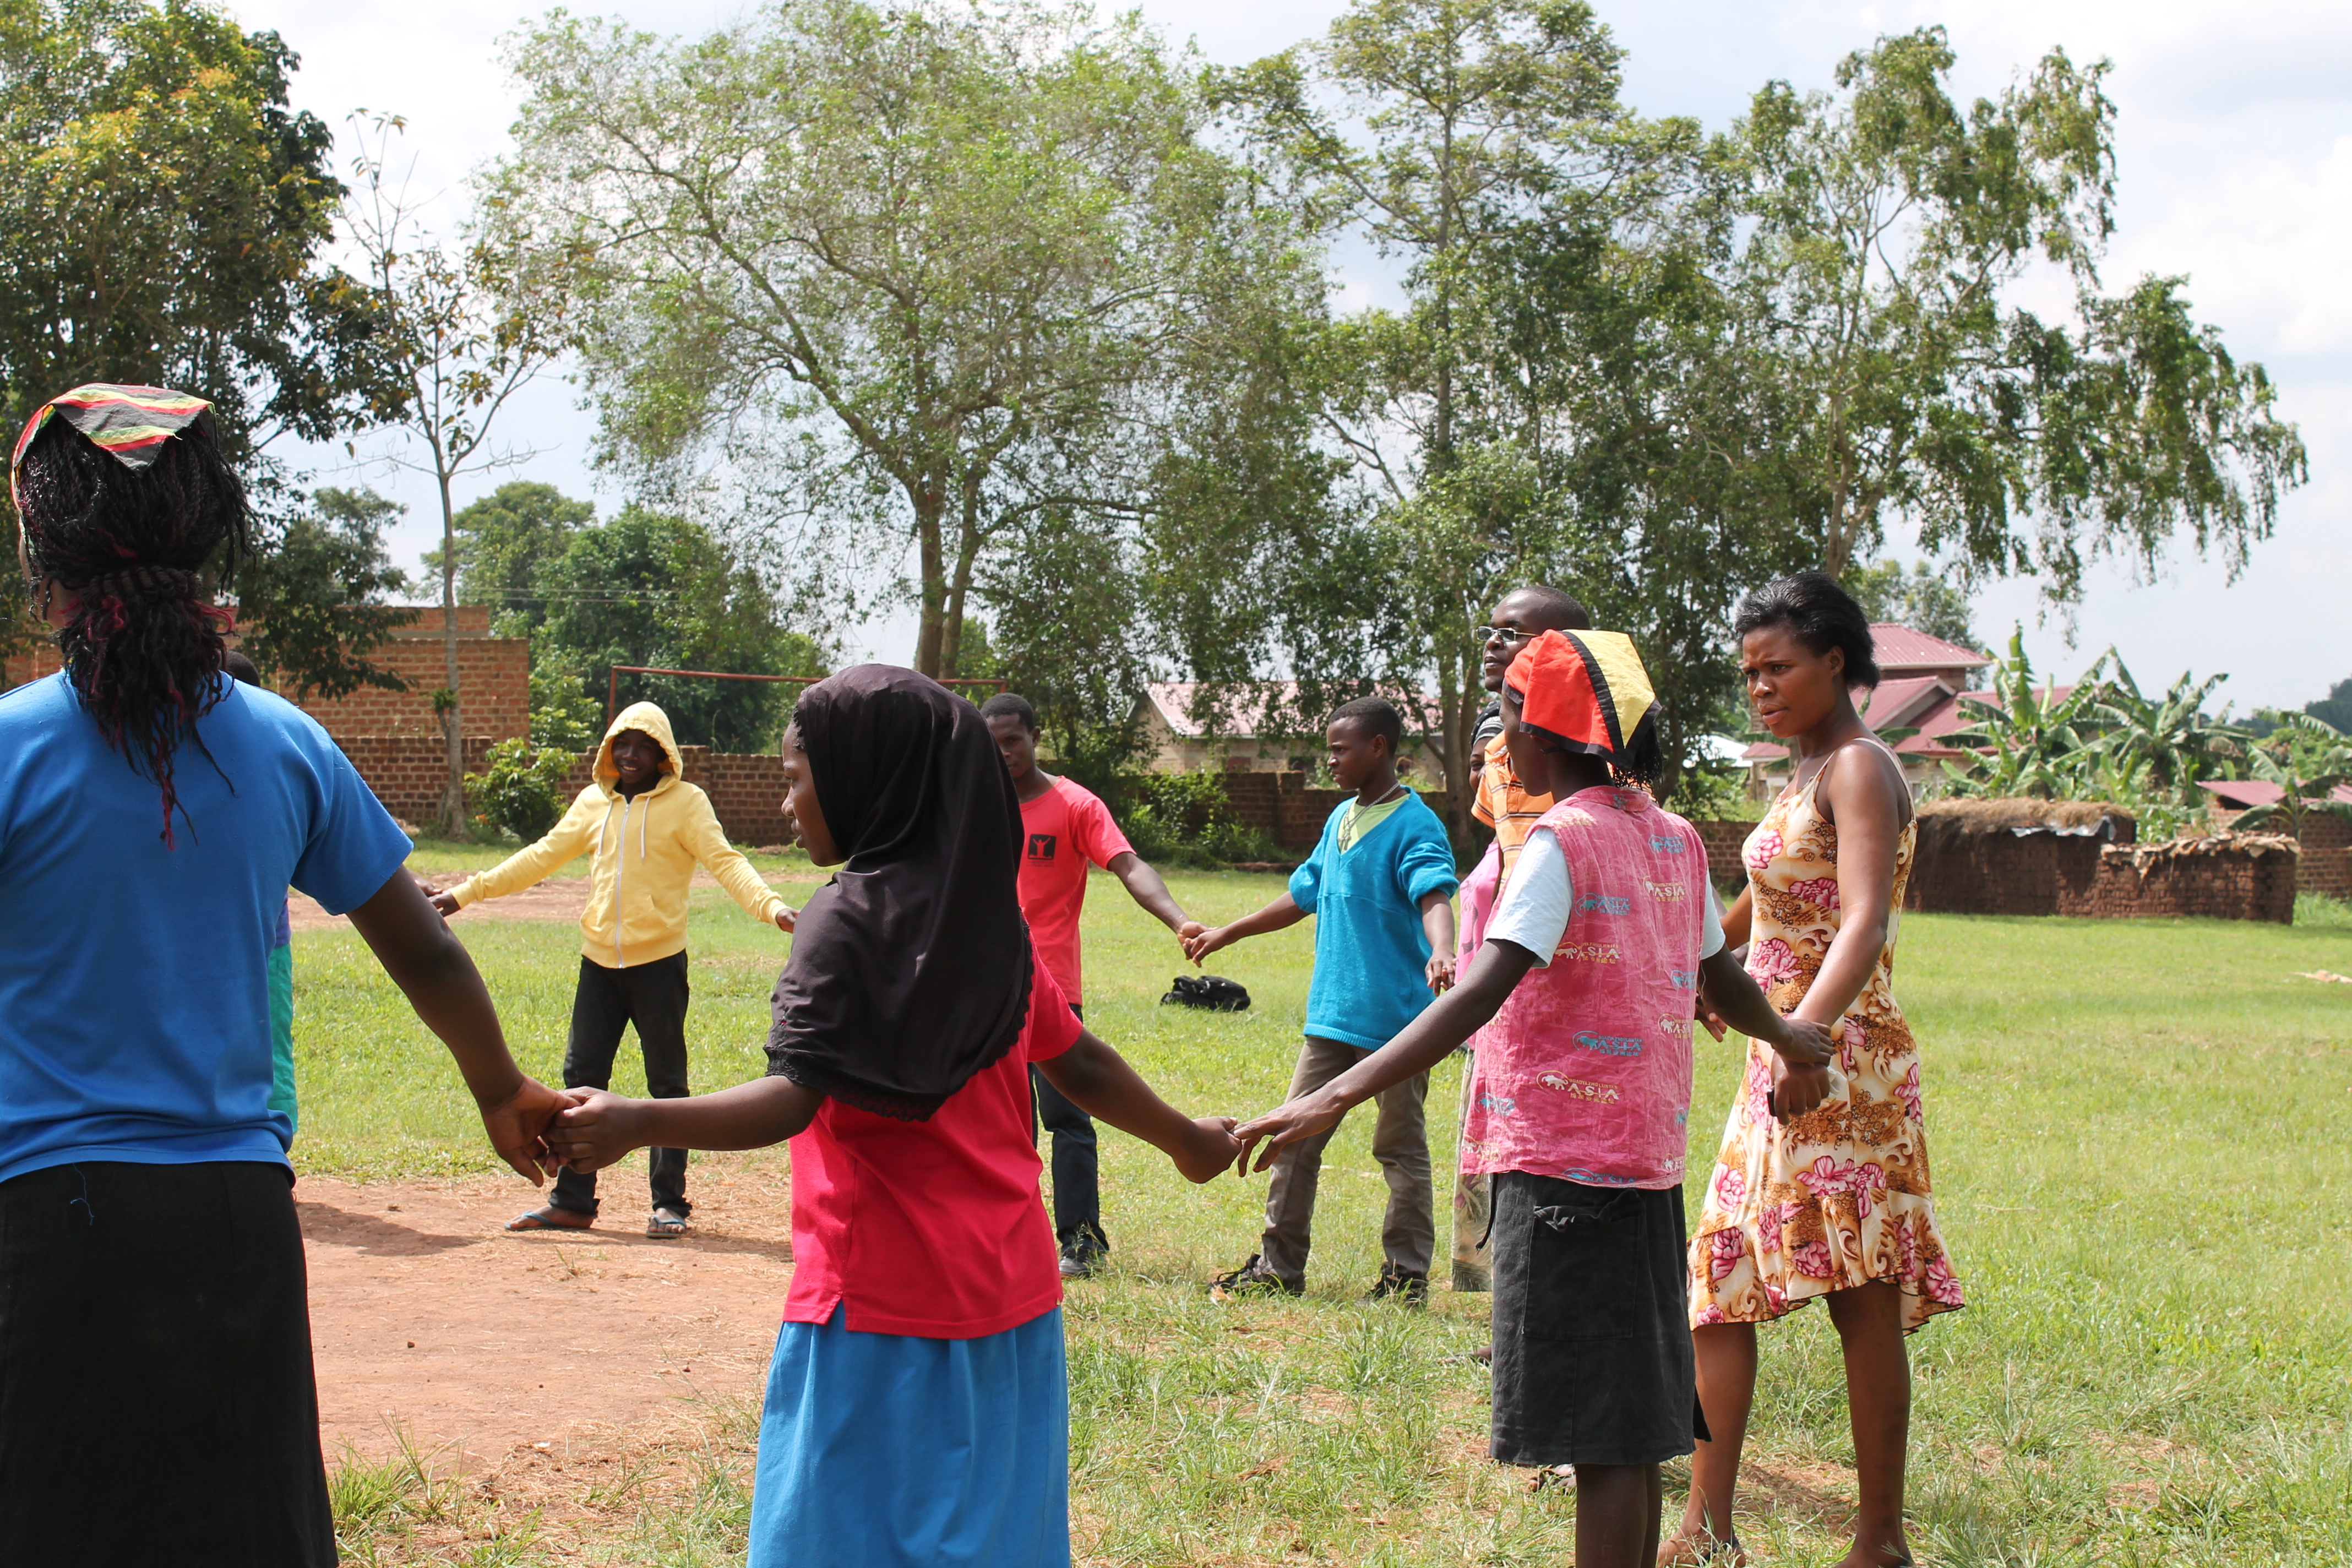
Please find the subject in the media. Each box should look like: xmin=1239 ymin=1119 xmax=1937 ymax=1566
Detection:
xmin=1452 ymin=1051 xmax=1493 ymax=1291
xmin=1258 ymin=1035 xmax=1434 ymax=1288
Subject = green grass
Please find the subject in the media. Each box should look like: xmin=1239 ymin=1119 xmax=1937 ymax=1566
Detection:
xmin=302 ymin=855 xmax=2352 ymax=1564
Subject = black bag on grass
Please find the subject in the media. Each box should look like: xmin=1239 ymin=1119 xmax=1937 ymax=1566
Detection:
xmin=1162 ymin=974 xmax=1250 ymax=1012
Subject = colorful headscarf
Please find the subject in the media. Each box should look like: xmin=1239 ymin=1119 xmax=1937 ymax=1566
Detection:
xmin=10 ymin=384 xmax=216 ymax=509
xmin=1505 ymin=629 xmax=1662 ymax=763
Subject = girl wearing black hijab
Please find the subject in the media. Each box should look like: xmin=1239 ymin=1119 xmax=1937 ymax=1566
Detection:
xmin=549 ymin=666 xmax=1240 ymax=1567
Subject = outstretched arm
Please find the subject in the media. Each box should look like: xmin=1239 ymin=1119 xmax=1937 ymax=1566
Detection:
xmin=546 ymin=1077 xmax=826 ymax=1173
xmin=344 ymin=870 xmax=565 ymax=1185
xmin=687 ymin=793 xmax=796 ymax=930
xmin=1036 ymin=1032 xmax=1239 ymax=1182
xmin=1106 ymin=851 xmax=1196 ymax=942
xmin=1183 ymin=891 xmax=1308 ymax=964
xmin=423 ymin=792 xmax=598 ymax=915
xmin=1232 ymin=938 xmax=1540 ymax=1174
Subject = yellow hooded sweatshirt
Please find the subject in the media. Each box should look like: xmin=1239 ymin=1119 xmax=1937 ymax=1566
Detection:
xmin=449 ymin=701 xmax=787 ymax=968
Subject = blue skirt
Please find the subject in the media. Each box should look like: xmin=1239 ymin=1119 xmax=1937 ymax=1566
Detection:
xmin=748 ymin=1305 xmax=1070 ymax=1568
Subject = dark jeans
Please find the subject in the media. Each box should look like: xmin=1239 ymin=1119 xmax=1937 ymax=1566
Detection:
xmin=1031 ymin=1003 xmax=1105 ymax=1256
xmin=0 ymin=1161 xmax=335 ymax=1566
xmin=551 ymin=952 xmax=693 ymax=1218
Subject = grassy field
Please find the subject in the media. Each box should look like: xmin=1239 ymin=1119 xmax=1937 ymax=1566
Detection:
xmin=302 ymin=850 xmax=2352 ymax=1565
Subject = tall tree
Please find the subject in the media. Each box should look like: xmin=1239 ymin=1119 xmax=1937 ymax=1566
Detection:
xmin=232 ymin=487 xmax=412 ymax=701
xmin=0 ymin=0 xmax=395 ymax=644
xmin=491 ymin=0 xmax=1313 ymax=679
xmin=1727 ymin=28 xmax=2304 ymax=591
xmin=343 ymin=113 xmax=571 ymax=835
xmin=537 ymin=506 xmax=826 ymax=751
xmin=443 ymin=480 xmax=596 ymax=634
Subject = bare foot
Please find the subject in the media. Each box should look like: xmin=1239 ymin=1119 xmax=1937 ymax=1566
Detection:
xmin=505 ymin=1206 xmax=593 ymax=1233
xmin=1828 ymin=1544 xmax=1911 ymax=1568
xmin=1657 ymin=1528 xmax=1746 ymax=1566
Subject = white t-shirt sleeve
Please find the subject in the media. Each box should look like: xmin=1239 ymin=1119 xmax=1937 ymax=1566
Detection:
xmin=1483 ymin=826 xmax=1572 ymax=965
xmin=1482 ymin=825 xmax=1728 ymax=965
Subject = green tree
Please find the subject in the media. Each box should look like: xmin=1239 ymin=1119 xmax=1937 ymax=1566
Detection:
xmin=1845 ymin=558 xmax=1979 ymax=649
xmin=0 ymin=0 xmax=380 ymax=452
xmin=232 ymin=487 xmax=412 ymax=702
xmin=2307 ymin=679 xmax=2352 ymax=736
xmin=538 ymin=507 xmax=826 ymax=752
xmin=1211 ymin=0 xmax=1662 ymax=842
xmin=493 ymin=0 xmax=1305 ymax=680
xmin=342 ymin=112 xmax=574 ymax=834
xmin=1726 ymin=28 xmax=2304 ymax=593
xmin=443 ymin=481 xmax=596 ymax=634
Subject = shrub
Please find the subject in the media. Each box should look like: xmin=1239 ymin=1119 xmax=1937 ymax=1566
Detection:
xmin=1119 ymin=767 xmax=1283 ymax=868
xmin=465 ymin=738 xmax=574 ymax=841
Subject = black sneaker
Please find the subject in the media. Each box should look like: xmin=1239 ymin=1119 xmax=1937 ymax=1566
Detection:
xmin=1058 ymin=1240 xmax=1104 ymax=1280
xmin=1365 ymin=1262 xmax=1429 ymax=1306
xmin=1208 ymin=1253 xmax=1301 ymax=1302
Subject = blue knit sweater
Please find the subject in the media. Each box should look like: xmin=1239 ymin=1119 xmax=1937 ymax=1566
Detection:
xmin=1287 ymin=788 xmax=1461 ymax=1050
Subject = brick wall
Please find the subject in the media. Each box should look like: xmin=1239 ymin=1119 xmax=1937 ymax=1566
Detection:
xmin=2293 ymin=813 xmax=2351 ymax=901
xmin=1692 ymin=820 xmax=1752 ymax=888
xmin=1215 ymin=770 xmax=1453 ymax=851
xmin=2087 ymin=839 xmax=2300 ymax=923
xmin=345 ymin=737 xmax=794 ymax=844
xmin=1 ymin=602 xmax=529 ymax=743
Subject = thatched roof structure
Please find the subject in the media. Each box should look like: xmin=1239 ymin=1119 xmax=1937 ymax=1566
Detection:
xmin=1917 ymin=798 xmax=2133 ymax=841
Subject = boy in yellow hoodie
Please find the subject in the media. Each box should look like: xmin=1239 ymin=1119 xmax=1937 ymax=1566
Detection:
xmin=426 ymin=701 xmax=792 ymax=1237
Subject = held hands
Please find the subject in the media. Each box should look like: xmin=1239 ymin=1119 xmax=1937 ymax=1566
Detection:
xmin=414 ymin=878 xmax=461 ymax=918
xmin=1177 ymin=919 xmax=1207 ymax=953
xmin=1768 ymin=1056 xmax=1834 ymax=1121
xmin=1424 ymin=953 xmax=1456 ymax=995
xmin=1172 ymin=1117 xmax=1244 ymax=1183
xmin=543 ymin=1088 xmax=651 ymax=1174
xmin=1182 ymin=925 xmax=1232 ymax=966
xmin=1230 ymin=1091 xmax=1346 ymax=1177
xmin=476 ymin=1076 xmax=570 ymax=1185
xmin=775 ymin=905 xmax=797 ymax=932
xmin=1694 ymin=994 xmax=1728 ymax=1042
xmin=1773 ymin=1016 xmax=1837 ymax=1068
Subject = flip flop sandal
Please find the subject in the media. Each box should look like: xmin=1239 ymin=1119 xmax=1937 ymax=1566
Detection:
xmin=646 ymin=1210 xmax=689 ymax=1238
xmin=506 ymin=1208 xmax=591 ymax=1233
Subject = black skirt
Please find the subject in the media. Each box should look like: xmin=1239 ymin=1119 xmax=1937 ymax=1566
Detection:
xmin=1489 ymin=1171 xmax=1706 ymax=1468
xmin=0 ymin=1160 xmax=335 ymax=1566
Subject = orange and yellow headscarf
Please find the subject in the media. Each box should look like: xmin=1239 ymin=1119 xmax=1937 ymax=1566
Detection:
xmin=1504 ymin=629 xmax=1661 ymax=764
xmin=9 ymin=383 xmax=216 ymax=509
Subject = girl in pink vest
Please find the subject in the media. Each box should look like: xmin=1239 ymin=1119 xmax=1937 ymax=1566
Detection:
xmin=1233 ymin=630 xmax=1835 ymax=1568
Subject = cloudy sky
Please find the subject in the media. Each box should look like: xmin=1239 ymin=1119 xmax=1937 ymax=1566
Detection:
xmin=232 ymin=0 xmax=2350 ymax=712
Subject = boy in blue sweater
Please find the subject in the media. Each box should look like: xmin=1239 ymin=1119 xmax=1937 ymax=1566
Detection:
xmin=1188 ymin=697 xmax=1458 ymax=1302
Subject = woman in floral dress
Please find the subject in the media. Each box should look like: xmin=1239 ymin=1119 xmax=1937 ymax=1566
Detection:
xmin=1663 ymin=572 xmax=1963 ymax=1568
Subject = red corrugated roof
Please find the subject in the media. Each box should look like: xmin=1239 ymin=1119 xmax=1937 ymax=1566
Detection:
xmin=2199 ymin=779 xmax=2352 ymax=809
xmin=1142 ymin=682 xmax=1442 ymax=738
xmin=1871 ymin=623 xmax=1991 ymax=674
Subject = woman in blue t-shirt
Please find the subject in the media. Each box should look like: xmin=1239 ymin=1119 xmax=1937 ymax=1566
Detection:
xmin=0 ymin=385 xmax=567 ymax=1566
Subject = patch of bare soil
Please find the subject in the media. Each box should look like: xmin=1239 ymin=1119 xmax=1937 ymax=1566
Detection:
xmin=290 ymin=867 xmax=824 ymax=934
xmin=300 ymin=1164 xmax=794 ymax=1464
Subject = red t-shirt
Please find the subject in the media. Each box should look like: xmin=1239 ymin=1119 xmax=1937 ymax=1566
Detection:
xmin=1015 ymin=775 xmax=1133 ymax=1005
xmin=781 ymin=955 xmax=1084 ymax=1338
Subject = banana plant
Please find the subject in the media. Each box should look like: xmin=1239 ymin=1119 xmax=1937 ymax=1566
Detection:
xmin=2229 ymin=713 xmax=2352 ymax=838
xmin=1939 ymin=628 xmax=2109 ymax=799
xmin=2082 ymin=658 xmax=2250 ymax=807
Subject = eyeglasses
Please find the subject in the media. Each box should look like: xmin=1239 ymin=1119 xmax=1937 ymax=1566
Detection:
xmin=1482 ymin=623 xmax=1535 ymax=644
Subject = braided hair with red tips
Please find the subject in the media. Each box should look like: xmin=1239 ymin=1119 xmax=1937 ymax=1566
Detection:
xmin=13 ymin=411 xmax=249 ymax=843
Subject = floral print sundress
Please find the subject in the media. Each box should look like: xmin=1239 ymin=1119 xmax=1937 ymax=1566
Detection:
xmin=1688 ymin=741 xmax=1964 ymax=1333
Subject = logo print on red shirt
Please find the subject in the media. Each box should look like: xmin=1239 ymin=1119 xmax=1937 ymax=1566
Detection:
xmin=1027 ymin=832 xmax=1058 ymax=862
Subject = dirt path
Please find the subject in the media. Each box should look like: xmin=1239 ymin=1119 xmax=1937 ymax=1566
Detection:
xmin=290 ymin=867 xmax=823 ymax=934
xmin=300 ymin=1165 xmax=794 ymax=1463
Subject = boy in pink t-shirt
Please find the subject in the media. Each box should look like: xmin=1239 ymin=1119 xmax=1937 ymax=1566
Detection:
xmin=982 ymin=693 xmax=1202 ymax=1276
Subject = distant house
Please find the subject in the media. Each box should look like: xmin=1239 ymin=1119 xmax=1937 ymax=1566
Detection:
xmin=1131 ymin=682 xmax=1450 ymax=779
xmin=1742 ymin=625 xmax=1995 ymax=797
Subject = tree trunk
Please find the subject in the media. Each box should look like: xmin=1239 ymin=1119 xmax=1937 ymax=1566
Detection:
xmin=1434 ymin=648 xmax=1476 ymax=864
xmin=939 ymin=493 xmax=983 ymax=681
xmin=435 ymin=470 xmax=467 ymax=838
xmin=911 ymin=485 xmax=946 ymax=677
